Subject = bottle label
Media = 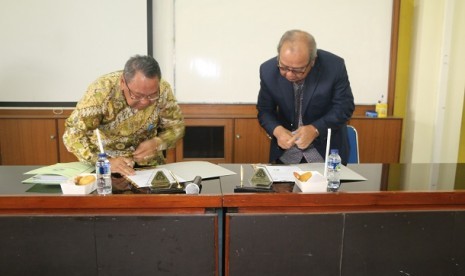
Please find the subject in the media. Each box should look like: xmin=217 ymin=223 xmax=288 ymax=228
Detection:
xmin=329 ymin=161 xmax=341 ymax=170
xmin=97 ymin=163 xmax=111 ymax=174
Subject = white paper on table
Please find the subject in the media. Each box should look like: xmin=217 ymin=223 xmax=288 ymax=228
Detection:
xmin=125 ymin=168 xmax=186 ymax=188
xmin=264 ymin=165 xmax=301 ymax=182
xmin=125 ymin=161 xmax=236 ymax=188
xmin=296 ymin=163 xmax=367 ymax=181
xmin=159 ymin=161 xmax=236 ymax=181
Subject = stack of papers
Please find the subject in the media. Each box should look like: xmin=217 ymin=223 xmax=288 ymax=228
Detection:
xmin=22 ymin=162 xmax=94 ymax=184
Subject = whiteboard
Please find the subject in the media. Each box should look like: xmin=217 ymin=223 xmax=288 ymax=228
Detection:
xmin=0 ymin=0 xmax=147 ymax=104
xmin=163 ymin=0 xmax=392 ymax=104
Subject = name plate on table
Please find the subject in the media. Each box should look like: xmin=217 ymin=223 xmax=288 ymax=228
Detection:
xmin=234 ymin=165 xmax=274 ymax=193
xmin=151 ymin=170 xmax=171 ymax=189
xmin=250 ymin=166 xmax=273 ymax=187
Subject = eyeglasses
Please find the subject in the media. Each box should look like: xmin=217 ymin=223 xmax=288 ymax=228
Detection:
xmin=124 ymin=77 xmax=159 ymax=102
xmin=277 ymin=59 xmax=311 ymax=76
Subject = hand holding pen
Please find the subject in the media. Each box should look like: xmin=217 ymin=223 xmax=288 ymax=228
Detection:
xmin=108 ymin=157 xmax=135 ymax=176
xmin=133 ymin=138 xmax=159 ymax=163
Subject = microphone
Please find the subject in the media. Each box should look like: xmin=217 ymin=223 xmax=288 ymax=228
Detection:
xmin=185 ymin=176 xmax=202 ymax=195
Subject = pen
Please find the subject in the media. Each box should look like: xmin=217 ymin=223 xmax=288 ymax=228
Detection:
xmin=168 ymin=170 xmax=182 ymax=189
xmin=240 ymin=165 xmax=243 ymax=187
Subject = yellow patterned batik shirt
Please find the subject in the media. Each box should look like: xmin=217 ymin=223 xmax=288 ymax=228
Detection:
xmin=63 ymin=71 xmax=185 ymax=166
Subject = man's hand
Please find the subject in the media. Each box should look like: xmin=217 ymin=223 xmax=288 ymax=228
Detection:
xmin=133 ymin=138 xmax=159 ymax=163
xmin=292 ymin=125 xmax=319 ymax=149
xmin=273 ymin=126 xmax=295 ymax=149
xmin=109 ymin=156 xmax=135 ymax=176
xmin=273 ymin=125 xmax=319 ymax=150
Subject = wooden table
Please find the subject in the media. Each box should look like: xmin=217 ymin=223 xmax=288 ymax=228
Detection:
xmin=220 ymin=163 xmax=465 ymax=276
xmin=0 ymin=166 xmax=222 ymax=276
xmin=2 ymin=163 xmax=465 ymax=276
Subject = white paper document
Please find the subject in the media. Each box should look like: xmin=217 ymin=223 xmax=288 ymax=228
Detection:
xmin=264 ymin=165 xmax=301 ymax=182
xmin=296 ymin=163 xmax=367 ymax=181
xmin=125 ymin=168 xmax=185 ymax=188
xmin=264 ymin=163 xmax=367 ymax=182
xmin=159 ymin=161 xmax=236 ymax=181
xmin=22 ymin=162 xmax=94 ymax=184
xmin=125 ymin=161 xmax=236 ymax=188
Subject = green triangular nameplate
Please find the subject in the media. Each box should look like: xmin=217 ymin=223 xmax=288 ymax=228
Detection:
xmin=151 ymin=170 xmax=171 ymax=188
xmin=250 ymin=167 xmax=272 ymax=187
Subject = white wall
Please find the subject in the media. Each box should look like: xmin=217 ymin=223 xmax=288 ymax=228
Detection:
xmin=0 ymin=0 xmax=392 ymax=105
xmin=153 ymin=0 xmax=393 ymax=105
xmin=0 ymin=0 xmax=147 ymax=103
xmin=404 ymin=0 xmax=465 ymax=163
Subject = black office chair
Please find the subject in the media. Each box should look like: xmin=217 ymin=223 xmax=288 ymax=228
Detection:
xmin=347 ymin=125 xmax=360 ymax=163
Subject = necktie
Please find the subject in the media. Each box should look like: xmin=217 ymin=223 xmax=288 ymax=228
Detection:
xmin=279 ymin=82 xmax=324 ymax=164
xmin=294 ymin=82 xmax=304 ymax=129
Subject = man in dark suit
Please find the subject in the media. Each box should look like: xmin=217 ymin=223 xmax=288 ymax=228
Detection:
xmin=257 ymin=30 xmax=354 ymax=165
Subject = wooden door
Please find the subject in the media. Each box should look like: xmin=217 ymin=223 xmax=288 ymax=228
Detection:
xmin=234 ymin=119 xmax=270 ymax=163
xmin=57 ymin=118 xmax=79 ymax=163
xmin=0 ymin=118 xmax=59 ymax=165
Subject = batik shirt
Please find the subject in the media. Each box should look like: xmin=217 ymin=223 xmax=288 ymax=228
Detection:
xmin=63 ymin=71 xmax=185 ymax=166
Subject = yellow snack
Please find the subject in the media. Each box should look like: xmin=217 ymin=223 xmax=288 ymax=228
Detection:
xmin=293 ymin=171 xmax=313 ymax=182
xmin=75 ymin=175 xmax=95 ymax=186
xmin=299 ymin=172 xmax=312 ymax=182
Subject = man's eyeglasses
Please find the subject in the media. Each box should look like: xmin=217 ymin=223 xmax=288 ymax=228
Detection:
xmin=124 ymin=77 xmax=159 ymax=102
xmin=277 ymin=60 xmax=311 ymax=76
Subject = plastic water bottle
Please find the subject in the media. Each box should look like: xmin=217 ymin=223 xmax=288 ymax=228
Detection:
xmin=327 ymin=149 xmax=342 ymax=192
xmin=96 ymin=153 xmax=112 ymax=195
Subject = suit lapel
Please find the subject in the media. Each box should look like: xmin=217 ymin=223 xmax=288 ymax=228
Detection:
xmin=278 ymin=76 xmax=295 ymax=122
xmin=302 ymin=61 xmax=321 ymax=115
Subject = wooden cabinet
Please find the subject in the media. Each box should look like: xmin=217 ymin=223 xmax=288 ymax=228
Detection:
xmin=57 ymin=118 xmax=79 ymax=163
xmin=234 ymin=118 xmax=270 ymax=163
xmin=348 ymin=117 xmax=402 ymax=163
xmin=0 ymin=109 xmax=76 ymax=165
xmin=175 ymin=118 xmax=234 ymax=163
xmin=171 ymin=117 xmax=270 ymax=164
xmin=166 ymin=105 xmax=272 ymax=164
xmin=0 ymin=118 xmax=59 ymax=165
xmin=0 ymin=106 xmax=403 ymax=165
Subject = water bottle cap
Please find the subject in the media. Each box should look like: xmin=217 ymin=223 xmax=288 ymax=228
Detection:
xmin=330 ymin=149 xmax=338 ymax=154
xmin=98 ymin=153 xmax=107 ymax=158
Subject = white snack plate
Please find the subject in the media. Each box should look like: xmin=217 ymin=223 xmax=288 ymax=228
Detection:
xmin=60 ymin=173 xmax=97 ymax=195
xmin=294 ymin=171 xmax=328 ymax=193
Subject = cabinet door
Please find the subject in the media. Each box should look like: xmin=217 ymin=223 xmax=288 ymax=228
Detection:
xmin=176 ymin=118 xmax=233 ymax=163
xmin=349 ymin=118 xmax=402 ymax=163
xmin=234 ymin=119 xmax=270 ymax=163
xmin=0 ymin=119 xmax=58 ymax=165
xmin=57 ymin=118 xmax=79 ymax=163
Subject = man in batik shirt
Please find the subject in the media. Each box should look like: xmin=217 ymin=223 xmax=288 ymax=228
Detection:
xmin=63 ymin=55 xmax=184 ymax=175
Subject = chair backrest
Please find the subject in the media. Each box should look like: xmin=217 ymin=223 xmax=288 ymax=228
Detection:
xmin=347 ymin=125 xmax=360 ymax=163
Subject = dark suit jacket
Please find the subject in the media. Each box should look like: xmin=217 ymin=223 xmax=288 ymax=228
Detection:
xmin=257 ymin=49 xmax=355 ymax=164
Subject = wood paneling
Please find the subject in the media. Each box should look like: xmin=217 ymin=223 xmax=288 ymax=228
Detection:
xmin=57 ymin=118 xmax=79 ymax=163
xmin=179 ymin=104 xmax=257 ymax=118
xmin=234 ymin=118 xmax=270 ymax=163
xmin=0 ymin=106 xmax=403 ymax=165
xmin=0 ymin=119 xmax=58 ymax=165
xmin=349 ymin=117 xmax=402 ymax=163
xmin=0 ymin=194 xmax=222 ymax=215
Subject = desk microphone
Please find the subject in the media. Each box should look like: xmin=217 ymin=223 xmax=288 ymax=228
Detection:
xmin=185 ymin=176 xmax=202 ymax=194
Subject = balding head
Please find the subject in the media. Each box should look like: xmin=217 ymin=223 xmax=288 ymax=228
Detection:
xmin=277 ymin=30 xmax=317 ymax=62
